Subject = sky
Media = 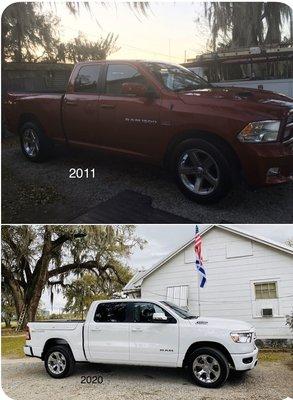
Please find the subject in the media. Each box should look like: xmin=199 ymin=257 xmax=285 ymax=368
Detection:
xmin=43 ymin=224 xmax=293 ymax=313
xmin=41 ymin=2 xmax=213 ymax=63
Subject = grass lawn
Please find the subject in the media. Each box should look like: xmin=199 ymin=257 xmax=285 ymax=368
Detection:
xmin=1 ymin=335 xmax=26 ymax=358
xmin=258 ymin=350 xmax=292 ymax=363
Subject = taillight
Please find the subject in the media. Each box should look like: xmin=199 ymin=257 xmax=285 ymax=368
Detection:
xmin=25 ymin=325 xmax=31 ymax=340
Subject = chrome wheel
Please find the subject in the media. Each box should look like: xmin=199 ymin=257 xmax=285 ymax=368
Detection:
xmin=22 ymin=128 xmax=40 ymax=157
xmin=178 ymin=149 xmax=220 ymax=195
xmin=47 ymin=351 xmax=67 ymax=375
xmin=193 ymin=354 xmax=221 ymax=384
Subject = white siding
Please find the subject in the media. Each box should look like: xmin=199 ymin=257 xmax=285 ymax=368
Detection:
xmin=141 ymin=227 xmax=293 ymax=339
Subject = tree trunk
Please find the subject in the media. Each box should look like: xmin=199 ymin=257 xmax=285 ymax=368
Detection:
xmin=3 ymin=318 xmax=12 ymax=328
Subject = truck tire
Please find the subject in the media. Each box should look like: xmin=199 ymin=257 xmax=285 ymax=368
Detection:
xmin=187 ymin=347 xmax=230 ymax=388
xmin=44 ymin=345 xmax=75 ymax=379
xmin=20 ymin=121 xmax=52 ymax=162
xmin=171 ymin=138 xmax=235 ymax=203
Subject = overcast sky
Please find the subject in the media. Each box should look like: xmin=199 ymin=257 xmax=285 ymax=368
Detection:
xmin=43 ymin=224 xmax=293 ymax=312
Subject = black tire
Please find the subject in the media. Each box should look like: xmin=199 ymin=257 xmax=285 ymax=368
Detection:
xmin=20 ymin=121 xmax=52 ymax=162
xmin=44 ymin=345 xmax=75 ymax=379
xmin=187 ymin=347 xmax=230 ymax=388
xmin=171 ymin=138 xmax=236 ymax=203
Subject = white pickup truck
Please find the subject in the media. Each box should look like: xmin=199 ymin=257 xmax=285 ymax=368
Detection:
xmin=24 ymin=299 xmax=258 ymax=388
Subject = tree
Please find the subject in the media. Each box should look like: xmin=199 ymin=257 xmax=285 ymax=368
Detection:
xmin=1 ymin=283 xmax=16 ymax=328
xmin=64 ymin=269 xmax=132 ymax=318
xmin=57 ymin=32 xmax=119 ymax=63
xmin=2 ymin=2 xmax=149 ymax=63
xmin=204 ymin=2 xmax=292 ymax=51
xmin=2 ymin=3 xmax=60 ymax=62
xmin=1 ymin=225 xmax=145 ymax=329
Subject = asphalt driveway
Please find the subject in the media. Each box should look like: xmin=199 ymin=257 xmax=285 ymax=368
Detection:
xmin=2 ymin=135 xmax=293 ymax=223
xmin=2 ymin=357 xmax=293 ymax=400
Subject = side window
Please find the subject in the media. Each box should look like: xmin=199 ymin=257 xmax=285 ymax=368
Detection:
xmin=74 ymin=65 xmax=101 ymax=93
xmin=105 ymin=64 xmax=149 ymax=95
xmin=254 ymin=282 xmax=277 ymax=299
xmin=94 ymin=302 xmax=127 ymax=322
xmin=132 ymin=302 xmax=176 ymax=323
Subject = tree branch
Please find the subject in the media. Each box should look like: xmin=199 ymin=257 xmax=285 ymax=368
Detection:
xmin=50 ymin=232 xmax=86 ymax=251
xmin=48 ymin=260 xmax=99 ymax=277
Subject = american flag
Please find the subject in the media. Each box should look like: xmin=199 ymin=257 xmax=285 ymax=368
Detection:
xmin=195 ymin=226 xmax=207 ymax=288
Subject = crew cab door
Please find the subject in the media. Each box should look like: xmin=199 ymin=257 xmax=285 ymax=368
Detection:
xmin=98 ymin=63 xmax=162 ymax=159
xmin=62 ymin=63 xmax=103 ymax=146
xmin=129 ymin=302 xmax=179 ymax=365
xmin=86 ymin=302 xmax=130 ymax=362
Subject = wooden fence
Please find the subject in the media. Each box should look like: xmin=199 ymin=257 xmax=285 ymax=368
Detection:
xmin=2 ymin=62 xmax=74 ymax=93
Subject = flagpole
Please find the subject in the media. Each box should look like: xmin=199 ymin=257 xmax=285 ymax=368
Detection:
xmin=197 ymin=271 xmax=201 ymax=317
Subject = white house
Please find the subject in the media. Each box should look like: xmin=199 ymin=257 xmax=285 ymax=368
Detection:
xmin=124 ymin=225 xmax=293 ymax=342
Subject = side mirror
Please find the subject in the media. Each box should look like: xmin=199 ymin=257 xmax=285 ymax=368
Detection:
xmin=121 ymin=82 xmax=147 ymax=97
xmin=153 ymin=312 xmax=167 ymax=321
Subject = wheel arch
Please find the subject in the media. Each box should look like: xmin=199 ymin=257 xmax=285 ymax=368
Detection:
xmin=164 ymin=129 xmax=241 ymax=175
xmin=42 ymin=338 xmax=74 ymax=360
xmin=182 ymin=341 xmax=235 ymax=369
xmin=18 ymin=113 xmax=43 ymax=135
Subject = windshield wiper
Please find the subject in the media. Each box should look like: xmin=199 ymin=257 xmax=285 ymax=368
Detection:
xmin=185 ymin=315 xmax=199 ymax=319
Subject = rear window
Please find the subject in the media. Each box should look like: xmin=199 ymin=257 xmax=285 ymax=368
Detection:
xmin=74 ymin=65 xmax=101 ymax=93
xmin=94 ymin=302 xmax=127 ymax=323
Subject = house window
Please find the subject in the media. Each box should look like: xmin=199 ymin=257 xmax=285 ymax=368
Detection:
xmin=254 ymin=282 xmax=277 ymax=299
xmin=166 ymin=285 xmax=188 ymax=307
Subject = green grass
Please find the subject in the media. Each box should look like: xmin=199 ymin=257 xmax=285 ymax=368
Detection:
xmin=1 ymin=335 xmax=26 ymax=358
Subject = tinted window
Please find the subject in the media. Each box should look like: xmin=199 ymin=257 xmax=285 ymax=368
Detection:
xmin=105 ymin=64 xmax=148 ymax=95
xmin=144 ymin=62 xmax=211 ymax=91
xmin=94 ymin=302 xmax=127 ymax=322
xmin=132 ymin=302 xmax=176 ymax=323
xmin=75 ymin=65 xmax=101 ymax=93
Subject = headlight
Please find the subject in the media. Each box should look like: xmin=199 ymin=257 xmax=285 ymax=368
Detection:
xmin=230 ymin=332 xmax=253 ymax=343
xmin=238 ymin=120 xmax=280 ymax=143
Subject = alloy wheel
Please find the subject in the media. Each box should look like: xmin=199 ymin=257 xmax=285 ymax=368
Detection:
xmin=178 ymin=149 xmax=220 ymax=195
xmin=192 ymin=354 xmax=221 ymax=384
xmin=47 ymin=351 xmax=67 ymax=375
xmin=23 ymin=128 xmax=40 ymax=157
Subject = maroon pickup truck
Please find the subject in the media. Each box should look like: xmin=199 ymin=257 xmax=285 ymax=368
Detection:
xmin=4 ymin=60 xmax=293 ymax=203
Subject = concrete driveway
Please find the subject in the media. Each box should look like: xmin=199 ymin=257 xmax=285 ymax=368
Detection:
xmin=2 ymin=136 xmax=293 ymax=223
xmin=2 ymin=357 xmax=293 ymax=400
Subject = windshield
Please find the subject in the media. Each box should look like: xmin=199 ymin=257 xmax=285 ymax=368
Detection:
xmin=144 ymin=62 xmax=212 ymax=92
xmin=161 ymin=301 xmax=198 ymax=319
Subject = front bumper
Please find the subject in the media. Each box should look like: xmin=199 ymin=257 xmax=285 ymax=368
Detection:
xmin=236 ymin=141 xmax=293 ymax=186
xmin=231 ymin=347 xmax=259 ymax=371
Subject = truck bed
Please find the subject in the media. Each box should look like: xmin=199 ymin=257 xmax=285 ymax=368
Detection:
xmin=4 ymin=92 xmax=66 ymax=142
xmin=26 ymin=320 xmax=86 ymax=361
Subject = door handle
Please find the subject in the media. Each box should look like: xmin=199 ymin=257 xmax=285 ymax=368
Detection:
xmin=64 ymin=98 xmax=77 ymax=106
xmin=100 ymin=104 xmax=115 ymax=109
xmin=132 ymin=327 xmax=143 ymax=332
xmin=91 ymin=327 xmax=102 ymax=331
